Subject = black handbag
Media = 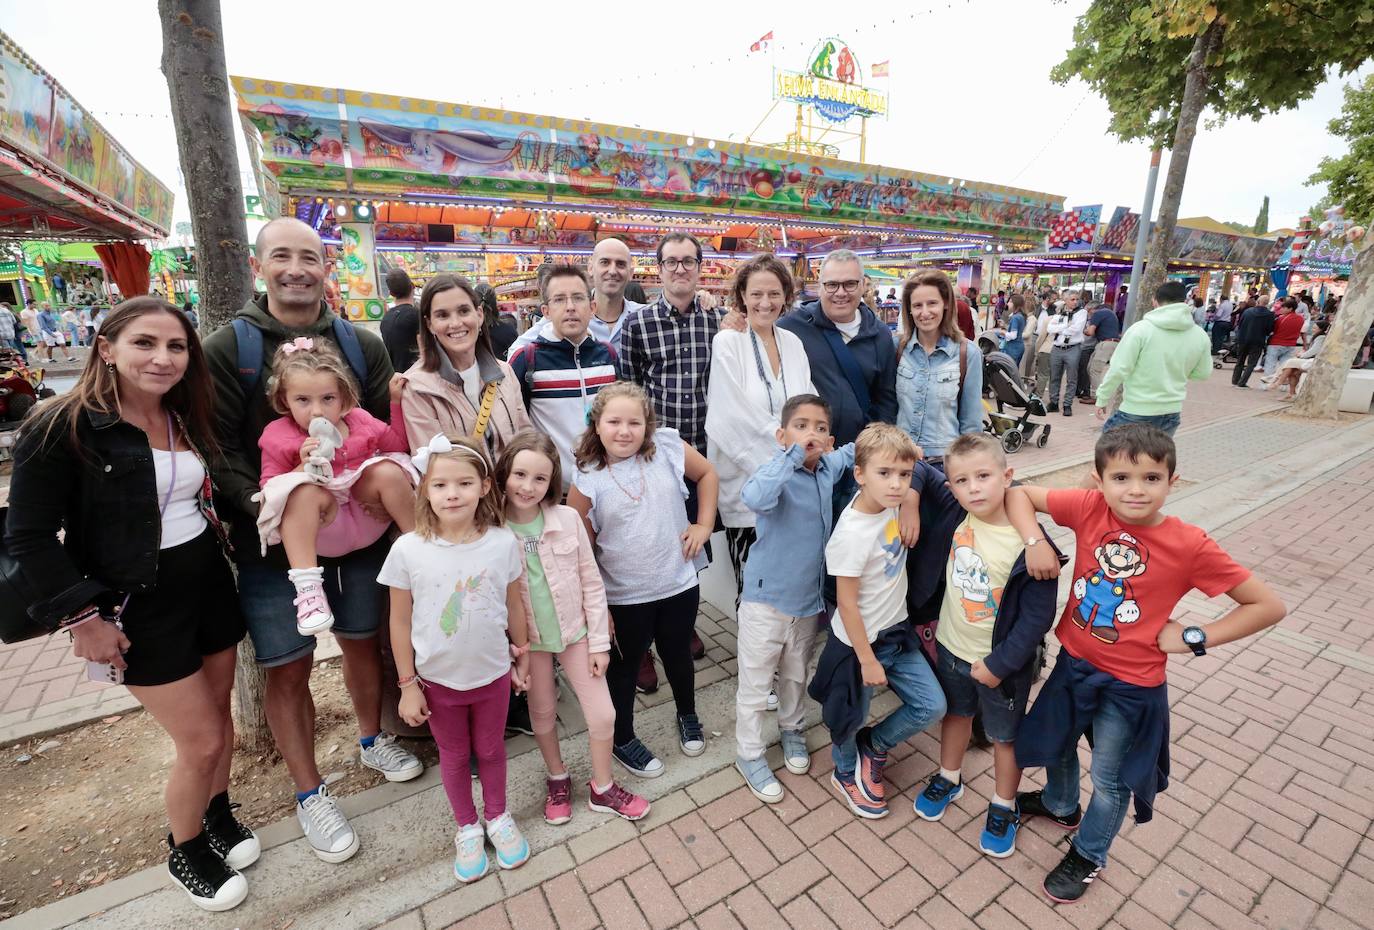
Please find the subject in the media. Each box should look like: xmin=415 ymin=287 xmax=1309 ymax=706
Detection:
xmin=0 ymin=505 xmax=51 ymax=644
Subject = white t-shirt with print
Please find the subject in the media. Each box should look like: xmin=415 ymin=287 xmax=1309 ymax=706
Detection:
xmin=825 ymin=501 xmax=908 ymax=645
xmin=377 ymin=527 xmax=523 ymax=691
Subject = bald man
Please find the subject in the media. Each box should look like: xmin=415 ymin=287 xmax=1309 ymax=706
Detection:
xmin=202 ymin=217 xmax=420 ymax=864
xmin=508 ymin=236 xmax=645 ymax=355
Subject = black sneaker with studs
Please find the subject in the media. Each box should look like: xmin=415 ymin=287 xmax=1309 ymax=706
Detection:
xmin=204 ymin=798 xmax=261 ymax=870
xmin=168 ymin=832 xmax=248 ymax=912
xmin=1016 ymin=789 xmax=1083 ymax=829
xmin=1043 ymin=845 xmax=1103 ymax=903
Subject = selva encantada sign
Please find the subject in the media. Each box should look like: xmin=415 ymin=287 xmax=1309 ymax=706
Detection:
xmin=774 ymin=38 xmax=889 ymax=122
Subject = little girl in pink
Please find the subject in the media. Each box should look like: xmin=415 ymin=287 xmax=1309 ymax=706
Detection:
xmin=256 ymin=337 xmax=417 ymax=635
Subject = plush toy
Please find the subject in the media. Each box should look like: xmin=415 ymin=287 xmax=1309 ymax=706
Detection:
xmin=305 ymin=416 xmax=342 ymax=480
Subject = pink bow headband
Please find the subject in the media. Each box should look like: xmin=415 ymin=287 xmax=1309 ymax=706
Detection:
xmin=280 ymin=337 xmax=315 ymax=355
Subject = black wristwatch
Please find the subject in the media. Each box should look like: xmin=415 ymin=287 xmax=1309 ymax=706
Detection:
xmin=1182 ymin=626 xmax=1207 ymax=657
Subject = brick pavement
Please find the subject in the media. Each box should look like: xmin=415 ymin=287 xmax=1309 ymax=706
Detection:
xmin=380 ymin=446 xmax=1374 ymax=930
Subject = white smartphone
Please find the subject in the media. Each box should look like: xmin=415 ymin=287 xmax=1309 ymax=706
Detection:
xmin=86 ymin=661 xmax=124 ymax=685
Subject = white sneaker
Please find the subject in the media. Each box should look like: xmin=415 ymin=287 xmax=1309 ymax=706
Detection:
xmin=485 ymin=812 xmax=530 ymax=870
xmin=360 ymin=733 xmax=423 ymax=782
xmin=766 ymin=690 xmax=780 ymax=711
xmin=453 ymin=824 xmax=489 ymax=883
xmin=296 ymin=785 xmax=359 ymax=863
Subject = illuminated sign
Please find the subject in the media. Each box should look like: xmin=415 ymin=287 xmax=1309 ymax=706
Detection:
xmin=774 ymin=38 xmax=889 ymax=122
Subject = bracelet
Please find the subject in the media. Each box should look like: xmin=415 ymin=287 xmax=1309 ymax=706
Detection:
xmin=62 ymin=607 xmax=103 ymax=633
xmin=397 ymin=675 xmax=422 ymax=688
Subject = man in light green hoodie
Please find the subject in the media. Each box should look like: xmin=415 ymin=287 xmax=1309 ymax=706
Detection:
xmin=1094 ymin=280 xmax=1212 ymax=436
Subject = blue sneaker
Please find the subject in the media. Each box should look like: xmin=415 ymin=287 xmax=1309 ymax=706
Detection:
xmin=453 ymin=824 xmax=488 ymax=883
xmin=913 ymin=774 xmax=964 ymax=821
xmin=830 ymin=769 xmax=889 ymax=819
xmin=979 ymin=801 xmax=1020 ymax=858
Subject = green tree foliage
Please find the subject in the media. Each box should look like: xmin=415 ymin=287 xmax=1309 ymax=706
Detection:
xmin=1053 ymin=1 xmax=1374 ymax=301
xmin=1253 ymin=195 xmax=1269 ymax=234
xmin=1307 ymin=74 xmax=1374 ymax=225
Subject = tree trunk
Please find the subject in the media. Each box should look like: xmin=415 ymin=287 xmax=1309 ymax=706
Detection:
xmin=159 ymin=0 xmax=270 ymax=750
xmin=1292 ymin=245 xmax=1374 ymax=419
xmin=158 ymin=0 xmax=252 ymax=334
xmin=1140 ymin=19 xmax=1226 ymax=303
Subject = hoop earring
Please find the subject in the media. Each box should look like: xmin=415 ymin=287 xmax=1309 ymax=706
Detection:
xmin=105 ymin=362 xmax=115 ymax=374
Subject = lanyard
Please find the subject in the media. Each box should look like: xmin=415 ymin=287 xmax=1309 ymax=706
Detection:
xmin=748 ymin=327 xmax=787 ymax=416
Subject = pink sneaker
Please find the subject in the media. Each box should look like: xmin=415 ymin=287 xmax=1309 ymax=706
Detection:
xmin=544 ymin=776 xmax=573 ymax=825
xmin=588 ymin=781 xmax=650 ymax=821
xmin=293 ymin=580 xmax=334 ymax=636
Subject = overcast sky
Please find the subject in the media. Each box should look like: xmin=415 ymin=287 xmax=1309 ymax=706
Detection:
xmin=3 ymin=0 xmax=1367 ymax=236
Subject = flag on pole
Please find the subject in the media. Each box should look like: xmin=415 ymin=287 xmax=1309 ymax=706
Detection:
xmin=749 ymin=30 xmax=773 ymax=53
xmin=871 ymin=60 xmax=890 ymax=78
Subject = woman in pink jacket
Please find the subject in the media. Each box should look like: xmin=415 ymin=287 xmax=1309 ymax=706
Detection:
xmin=400 ymin=274 xmax=530 ymax=460
xmin=495 ymin=432 xmax=650 ymax=825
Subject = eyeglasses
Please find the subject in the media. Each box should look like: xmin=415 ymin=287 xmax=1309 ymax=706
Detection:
xmin=547 ymin=294 xmax=590 ymax=309
xmin=821 ymin=280 xmax=862 ymax=294
xmin=660 ymin=257 xmax=700 ymax=271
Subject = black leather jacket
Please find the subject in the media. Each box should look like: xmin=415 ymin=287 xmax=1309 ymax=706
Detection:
xmin=5 ymin=407 xmax=228 ymax=629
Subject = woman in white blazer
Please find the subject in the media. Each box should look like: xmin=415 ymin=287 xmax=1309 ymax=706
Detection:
xmin=706 ymin=254 xmax=815 ymax=602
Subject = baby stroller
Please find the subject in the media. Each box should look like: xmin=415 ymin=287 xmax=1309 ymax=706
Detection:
xmin=980 ymin=341 xmax=1051 ymax=454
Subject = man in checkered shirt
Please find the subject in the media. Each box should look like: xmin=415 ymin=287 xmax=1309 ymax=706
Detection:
xmin=617 ymin=232 xmax=722 ymax=453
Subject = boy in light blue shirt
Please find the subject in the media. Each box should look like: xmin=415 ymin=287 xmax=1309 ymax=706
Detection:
xmin=734 ymin=394 xmax=854 ymax=804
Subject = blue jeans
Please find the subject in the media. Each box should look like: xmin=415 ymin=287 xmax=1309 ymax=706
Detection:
xmin=8 ymin=336 xmax=26 ymax=361
xmin=1101 ymin=409 xmax=1181 ymax=437
xmin=1264 ymin=344 xmax=1297 ymax=376
xmin=236 ymin=534 xmax=390 ymax=667
xmin=934 ymin=642 xmax=1029 ymax=743
xmin=1040 ymin=688 xmax=1138 ymax=867
xmin=831 ymin=632 xmax=947 ymax=774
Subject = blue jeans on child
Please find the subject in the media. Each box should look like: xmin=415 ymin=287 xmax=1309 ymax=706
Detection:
xmin=1100 ymin=409 xmax=1181 ymax=437
xmin=831 ymin=632 xmax=947 ymax=774
xmin=933 ymin=642 xmax=1029 ymax=743
xmin=1039 ymin=688 xmax=1138 ymax=868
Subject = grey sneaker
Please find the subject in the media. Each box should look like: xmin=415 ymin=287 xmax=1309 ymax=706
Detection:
xmin=780 ymin=729 xmax=811 ymax=775
xmin=736 ymin=755 xmax=784 ymax=803
xmin=296 ymin=785 xmax=360 ymax=863
xmin=360 ymin=733 xmax=423 ymax=782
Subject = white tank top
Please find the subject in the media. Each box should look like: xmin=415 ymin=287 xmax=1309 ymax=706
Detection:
xmin=152 ymin=448 xmax=207 ymax=549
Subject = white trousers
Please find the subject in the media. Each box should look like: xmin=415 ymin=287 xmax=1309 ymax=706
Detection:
xmin=735 ymin=601 xmax=821 ymax=760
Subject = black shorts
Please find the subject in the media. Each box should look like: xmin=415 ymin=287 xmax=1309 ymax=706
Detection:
xmin=110 ymin=526 xmax=245 ymax=687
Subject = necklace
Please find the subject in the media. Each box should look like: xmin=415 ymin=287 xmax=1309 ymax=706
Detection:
xmin=608 ymin=456 xmax=647 ymax=504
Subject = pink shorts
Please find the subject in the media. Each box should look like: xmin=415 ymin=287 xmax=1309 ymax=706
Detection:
xmin=315 ymin=496 xmax=391 ymax=558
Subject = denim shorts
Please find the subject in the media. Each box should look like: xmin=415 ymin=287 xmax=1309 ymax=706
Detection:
xmin=236 ymin=534 xmax=390 ymax=667
xmin=934 ymin=641 xmax=1030 ymax=743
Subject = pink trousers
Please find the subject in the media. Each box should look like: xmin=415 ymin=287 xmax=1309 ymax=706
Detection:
xmin=426 ymin=675 xmax=509 ymax=826
xmin=527 ymin=638 xmax=616 ymax=743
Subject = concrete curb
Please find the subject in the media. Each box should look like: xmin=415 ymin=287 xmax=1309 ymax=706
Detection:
xmin=4 ymin=664 xmax=903 ymax=930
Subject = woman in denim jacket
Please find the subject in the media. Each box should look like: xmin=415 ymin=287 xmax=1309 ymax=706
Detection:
xmin=5 ymin=298 xmax=254 ymax=911
xmin=895 ymin=270 xmax=985 ymax=466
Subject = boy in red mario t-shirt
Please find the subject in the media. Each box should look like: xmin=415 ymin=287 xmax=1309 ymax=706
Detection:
xmin=1009 ymin=424 xmax=1285 ymax=904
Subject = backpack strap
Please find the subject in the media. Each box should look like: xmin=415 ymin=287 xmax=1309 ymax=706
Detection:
xmin=231 ymin=318 xmax=263 ymax=395
xmin=330 ymin=316 xmax=369 ymax=387
xmin=517 ymin=342 xmax=538 ymax=406
xmin=956 ymin=339 xmax=968 ymax=427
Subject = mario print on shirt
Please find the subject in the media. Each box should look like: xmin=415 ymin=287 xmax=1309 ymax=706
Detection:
xmin=1071 ymin=529 xmax=1148 ymax=644
xmin=949 ymin=523 xmax=1003 ymax=623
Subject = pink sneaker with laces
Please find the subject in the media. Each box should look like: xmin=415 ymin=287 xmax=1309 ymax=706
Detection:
xmin=293 ymin=580 xmax=334 ymax=636
xmin=544 ymin=776 xmax=573 ymax=825
xmin=588 ymin=781 xmax=650 ymax=821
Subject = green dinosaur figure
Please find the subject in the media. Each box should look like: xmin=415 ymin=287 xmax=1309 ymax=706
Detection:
xmin=438 ymin=575 xmax=483 ymax=636
xmin=810 ymin=41 xmax=837 ymax=80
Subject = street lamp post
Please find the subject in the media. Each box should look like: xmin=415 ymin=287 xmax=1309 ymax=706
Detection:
xmin=1124 ymin=148 xmax=1162 ymax=328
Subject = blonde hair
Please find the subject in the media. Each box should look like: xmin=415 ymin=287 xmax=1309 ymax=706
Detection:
xmin=574 ymin=381 xmax=657 ymax=471
xmin=495 ymin=430 xmax=563 ymax=506
xmin=854 ymin=422 xmax=919 ymax=468
xmin=414 ymin=435 xmax=504 ymax=539
xmin=267 ymin=338 xmax=360 ymax=416
xmin=944 ymin=432 xmax=1007 ymax=469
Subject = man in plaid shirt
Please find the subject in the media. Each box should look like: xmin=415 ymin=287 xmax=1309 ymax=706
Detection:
xmin=617 ymin=232 xmax=722 ymax=454
xmin=617 ymin=232 xmax=721 ymax=685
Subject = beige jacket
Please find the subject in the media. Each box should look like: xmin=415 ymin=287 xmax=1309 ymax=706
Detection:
xmin=400 ymin=351 xmax=531 ymax=456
